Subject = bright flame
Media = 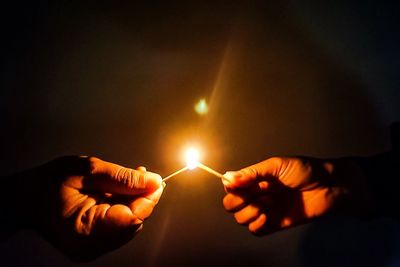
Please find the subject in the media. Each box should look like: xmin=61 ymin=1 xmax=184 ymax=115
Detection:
xmin=185 ymin=148 xmax=200 ymax=170
xmin=194 ymin=98 xmax=208 ymax=115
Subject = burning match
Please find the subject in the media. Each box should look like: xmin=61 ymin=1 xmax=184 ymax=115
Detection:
xmin=162 ymin=147 xmax=227 ymax=182
xmin=162 ymin=166 xmax=189 ymax=182
xmin=197 ymin=162 xmax=225 ymax=179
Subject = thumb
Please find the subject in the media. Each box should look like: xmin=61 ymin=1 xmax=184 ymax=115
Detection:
xmin=223 ymin=157 xmax=286 ymax=189
xmin=83 ymin=157 xmax=162 ymax=196
xmin=222 ymin=168 xmax=259 ymax=189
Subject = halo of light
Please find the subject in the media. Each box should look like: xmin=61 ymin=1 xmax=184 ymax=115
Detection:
xmin=184 ymin=148 xmax=200 ymax=170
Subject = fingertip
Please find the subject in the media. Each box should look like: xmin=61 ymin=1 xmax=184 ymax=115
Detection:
xmin=234 ymin=204 xmax=261 ymax=225
xmin=248 ymin=213 xmax=267 ymax=234
xmin=223 ymin=193 xmax=247 ymax=212
xmin=224 ymin=171 xmax=240 ymax=180
xmin=223 ymin=171 xmax=242 ymax=187
xmin=143 ymin=171 xmax=162 ymax=191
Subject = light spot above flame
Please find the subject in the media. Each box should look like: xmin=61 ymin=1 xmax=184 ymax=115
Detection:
xmin=184 ymin=147 xmax=200 ymax=170
xmin=194 ymin=98 xmax=208 ymax=115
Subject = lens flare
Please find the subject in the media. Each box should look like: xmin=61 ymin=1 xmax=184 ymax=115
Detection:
xmin=185 ymin=148 xmax=200 ymax=170
xmin=194 ymin=98 xmax=208 ymax=115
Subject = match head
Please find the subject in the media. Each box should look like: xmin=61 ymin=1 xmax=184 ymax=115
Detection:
xmin=184 ymin=147 xmax=200 ymax=170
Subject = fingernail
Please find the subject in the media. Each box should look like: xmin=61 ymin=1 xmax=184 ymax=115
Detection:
xmin=222 ymin=171 xmax=242 ymax=186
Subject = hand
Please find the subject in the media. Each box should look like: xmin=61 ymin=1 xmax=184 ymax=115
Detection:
xmin=11 ymin=156 xmax=164 ymax=261
xmin=222 ymin=157 xmax=371 ymax=235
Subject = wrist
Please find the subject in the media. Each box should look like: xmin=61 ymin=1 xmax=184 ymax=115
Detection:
xmin=324 ymin=157 xmax=374 ymax=218
xmin=349 ymin=152 xmax=399 ymax=220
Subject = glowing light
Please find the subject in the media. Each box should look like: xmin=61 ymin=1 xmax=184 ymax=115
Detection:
xmin=194 ymin=98 xmax=208 ymax=115
xmin=185 ymin=148 xmax=200 ymax=170
xmin=162 ymin=146 xmax=227 ymax=183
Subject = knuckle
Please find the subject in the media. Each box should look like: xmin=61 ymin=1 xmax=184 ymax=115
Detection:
xmin=268 ymin=157 xmax=291 ymax=177
xmin=115 ymin=168 xmax=145 ymax=189
xmin=267 ymin=157 xmax=284 ymax=167
xmin=131 ymin=169 xmax=142 ymax=189
xmin=87 ymin=156 xmax=100 ymax=164
xmin=291 ymin=158 xmax=306 ymax=170
xmin=291 ymin=158 xmax=313 ymax=179
xmin=136 ymin=171 xmax=147 ymax=189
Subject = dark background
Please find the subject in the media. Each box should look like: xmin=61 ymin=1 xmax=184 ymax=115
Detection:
xmin=1 ymin=1 xmax=400 ymax=266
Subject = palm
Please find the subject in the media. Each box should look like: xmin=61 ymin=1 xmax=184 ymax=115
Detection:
xmin=276 ymin=158 xmax=341 ymax=224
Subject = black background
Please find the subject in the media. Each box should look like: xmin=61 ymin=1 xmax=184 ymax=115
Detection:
xmin=1 ymin=1 xmax=400 ymax=266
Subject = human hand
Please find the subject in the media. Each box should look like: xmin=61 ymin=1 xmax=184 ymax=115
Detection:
xmin=222 ymin=157 xmax=371 ymax=235
xmin=12 ymin=156 xmax=164 ymax=261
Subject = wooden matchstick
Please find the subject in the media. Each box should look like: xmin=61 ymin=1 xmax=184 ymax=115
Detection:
xmin=162 ymin=166 xmax=189 ymax=182
xmin=197 ymin=163 xmax=228 ymax=182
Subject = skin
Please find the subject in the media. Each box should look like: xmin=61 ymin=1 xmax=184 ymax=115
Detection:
xmin=222 ymin=157 xmax=371 ymax=235
xmin=9 ymin=156 xmax=164 ymax=261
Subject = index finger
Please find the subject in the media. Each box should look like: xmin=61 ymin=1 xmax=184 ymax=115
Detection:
xmin=223 ymin=157 xmax=286 ymax=189
xmin=83 ymin=157 xmax=162 ymax=196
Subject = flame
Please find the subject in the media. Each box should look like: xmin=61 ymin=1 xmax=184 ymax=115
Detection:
xmin=184 ymin=147 xmax=200 ymax=170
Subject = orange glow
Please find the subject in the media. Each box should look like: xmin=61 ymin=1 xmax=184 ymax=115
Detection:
xmin=184 ymin=147 xmax=200 ymax=170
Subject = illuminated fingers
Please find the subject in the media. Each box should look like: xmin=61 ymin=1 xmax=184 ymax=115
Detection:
xmin=129 ymin=185 xmax=164 ymax=221
xmin=223 ymin=157 xmax=292 ymax=190
xmin=248 ymin=214 xmax=267 ymax=234
xmin=223 ymin=169 xmax=258 ymax=189
xmin=61 ymin=157 xmax=165 ymax=237
xmin=82 ymin=157 xmax=162 ymax=195
xmin=72 ymin=200 xmax=141 ymax=235
xmin=112 ymin=168 xmax=161 ymax=192
xmin=72 ymin=184 xmax=164 ymax=236
xmin=222 ymin=192 xmax=277 ymax=235
xmin=100 ymin=204 xmax=142 ymax=229
xmin=228 ymin=202 xmax=268 ymax=234
xmin=234 ymin=204 xmax=262 ymax=225
xmin=223 ymin=193 xmax=247 ymax=212
xmin=223 ymin=191 xmax=274 ymax=211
